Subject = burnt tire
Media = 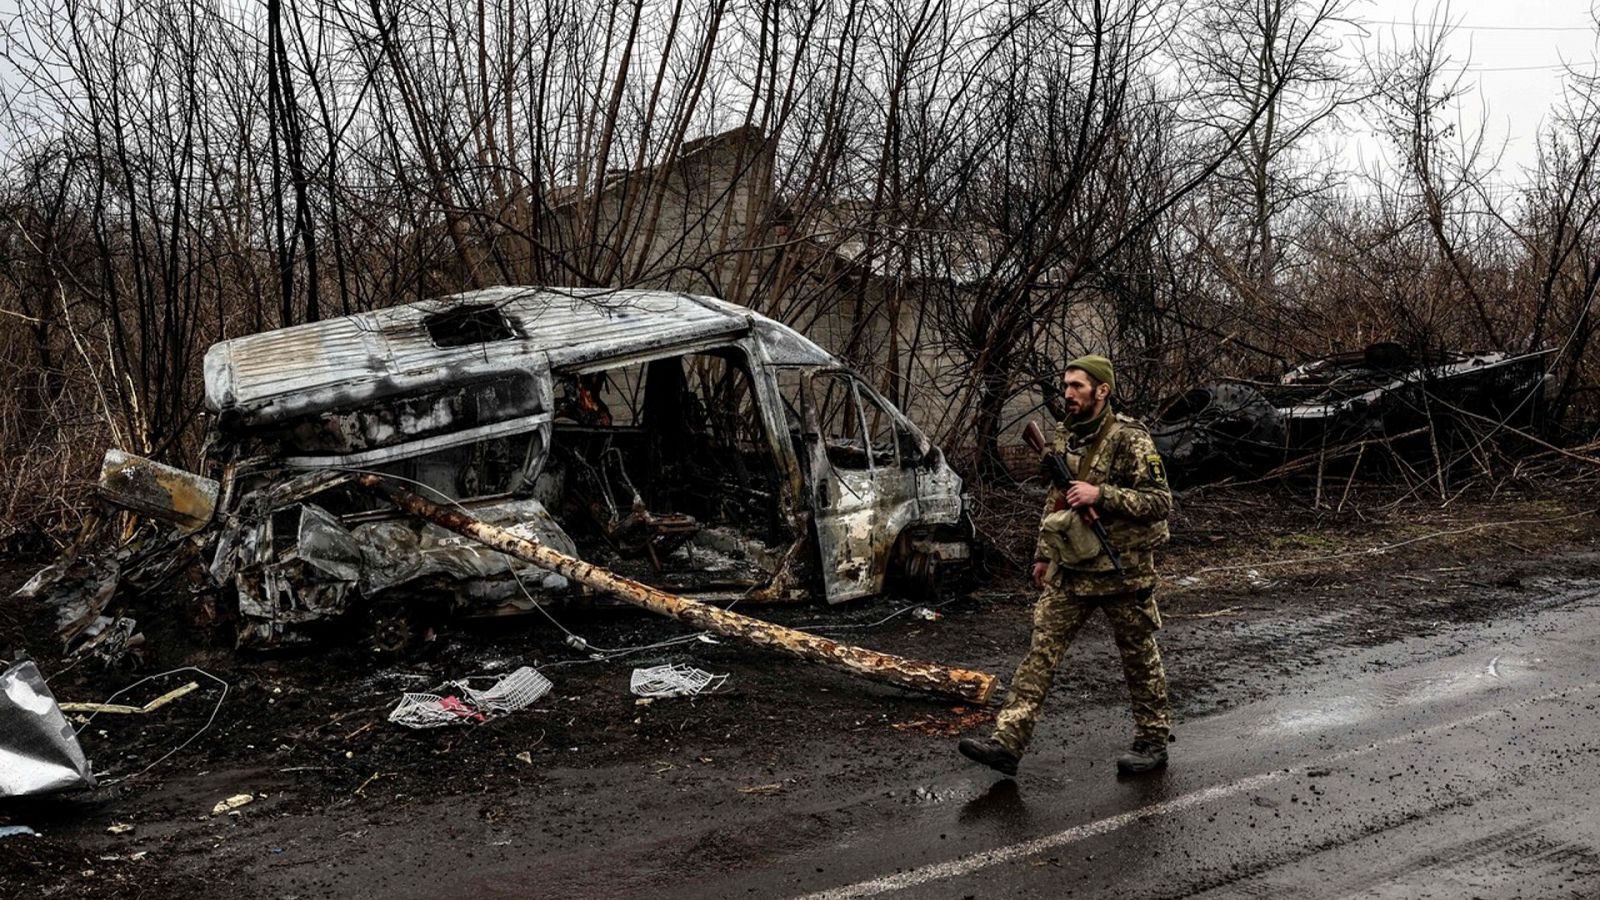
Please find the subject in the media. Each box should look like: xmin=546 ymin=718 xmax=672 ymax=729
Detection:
xmin=365 ymin=599 xmax=440 ymax=658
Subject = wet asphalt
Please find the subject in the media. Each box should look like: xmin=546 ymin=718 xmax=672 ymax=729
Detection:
xmin=678 ymin=580 xmax=1600 ymax=899
xmin=206 ymin=570 xmax=1600 ymax=900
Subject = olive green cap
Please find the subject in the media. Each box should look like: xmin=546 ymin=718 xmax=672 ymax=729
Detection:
xmin=1065 ymin=354 xmax=1114 ymax=391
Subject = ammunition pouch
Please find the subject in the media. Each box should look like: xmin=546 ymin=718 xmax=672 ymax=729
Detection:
xmin=1039 ymin=509 xmax=1102 ymax=566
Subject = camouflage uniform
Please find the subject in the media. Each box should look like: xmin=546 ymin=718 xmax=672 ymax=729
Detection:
xmin=992 ymin=407 xmax=1173 ymax=756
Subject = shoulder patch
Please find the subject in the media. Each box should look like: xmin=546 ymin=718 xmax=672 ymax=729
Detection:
xmin=1145 ymin=453 xmax=1167 ymax=485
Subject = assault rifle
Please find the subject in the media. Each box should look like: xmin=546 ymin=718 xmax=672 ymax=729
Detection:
xmin=1023 ymin=419 xmax=1123 ymax=575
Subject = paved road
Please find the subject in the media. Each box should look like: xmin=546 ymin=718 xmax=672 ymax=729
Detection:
xmin=681 ymin=579 xmax=1600 ymax=899
xmin=210 ymin=565 xmax=1600 ymax=900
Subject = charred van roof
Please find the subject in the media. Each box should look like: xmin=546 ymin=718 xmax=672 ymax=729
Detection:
xmin=202 ymin=287 xmax=834 ymax=423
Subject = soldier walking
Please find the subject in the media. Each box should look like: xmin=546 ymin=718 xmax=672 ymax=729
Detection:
xmin=959 ymin=354 xmax=1174 ymax=776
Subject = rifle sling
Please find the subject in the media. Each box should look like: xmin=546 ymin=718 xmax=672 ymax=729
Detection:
xmin=1073 ymin=411 xmax=1118 ymax=486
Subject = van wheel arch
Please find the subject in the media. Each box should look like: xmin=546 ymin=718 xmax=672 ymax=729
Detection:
xmin=887 ymin=520 xmax=973 ymax=603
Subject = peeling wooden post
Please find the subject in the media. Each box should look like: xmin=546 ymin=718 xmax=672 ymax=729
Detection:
xmin=359 ymin=475 xmax=997 ymax=705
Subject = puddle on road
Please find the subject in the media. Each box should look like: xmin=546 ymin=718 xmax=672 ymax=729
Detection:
xmin=1255 ymin=656 xmax=1531 ymax=736
xmin=1252 ymin=577 xmax=1600 ymax=738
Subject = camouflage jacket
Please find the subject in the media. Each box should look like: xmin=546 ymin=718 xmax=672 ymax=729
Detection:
xmin=1035 ymin=410 xmax=1172 ymax=596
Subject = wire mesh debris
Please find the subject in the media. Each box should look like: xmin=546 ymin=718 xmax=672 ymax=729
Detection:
xmin=388 ymin=666 xmax=552 ymax=729
xmin=629 ymin=664 xmax=727 ymax=698
xmin=462 ymin=666 xmax=553 ymax=713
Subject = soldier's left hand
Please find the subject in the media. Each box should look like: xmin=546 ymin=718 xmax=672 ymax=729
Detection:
xmin=1065 ymin=481 xmax=1101 ymax=509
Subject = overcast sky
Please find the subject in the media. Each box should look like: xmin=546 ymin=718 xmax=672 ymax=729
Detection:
xmin=1337 ymin=0 xmax=1600 ymax=187
xmin=0 ymin=0 xmax=1595 ymax=190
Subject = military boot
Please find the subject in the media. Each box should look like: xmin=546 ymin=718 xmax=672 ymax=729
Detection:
xmin=1115 ymin=739 xmax=1168 ymax=775
xmin=958 ymin=737 xmax=1019 ymax=776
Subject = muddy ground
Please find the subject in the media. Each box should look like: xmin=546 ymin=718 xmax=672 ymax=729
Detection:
xmin=1 ymin=481 xmax=1597 ymax=898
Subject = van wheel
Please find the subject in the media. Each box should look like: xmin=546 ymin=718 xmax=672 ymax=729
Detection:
xmin=367 ymin=600 xmax=440 ymax=657
xmin=890 ymin=524 xmax=974 ymax=603
xmin=899 ymin=548 xmax=942 ymax=603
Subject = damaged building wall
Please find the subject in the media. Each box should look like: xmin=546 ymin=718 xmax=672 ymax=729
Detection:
xmin=465 ymin=126 xmax=780 ymax=303
xmin=450 ymin=125 xmax=1117 ymax=461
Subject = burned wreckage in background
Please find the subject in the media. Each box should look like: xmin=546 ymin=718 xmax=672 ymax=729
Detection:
xmin=1149 ymin=342 xmax=1554 ymax=484
xmin=25 ymin=288 xmax=971 ymax=654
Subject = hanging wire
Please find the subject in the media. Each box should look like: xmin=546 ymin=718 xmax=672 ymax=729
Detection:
xmin=74 ymin=666 xmax=231 ymax=786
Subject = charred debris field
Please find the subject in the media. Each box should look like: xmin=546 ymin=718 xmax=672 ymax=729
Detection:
xmin=2 ymin=482 xmax=1599 ymax=898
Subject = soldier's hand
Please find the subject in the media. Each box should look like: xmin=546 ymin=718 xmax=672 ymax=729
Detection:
xmin=1065 ymin=480 xmax=1102 ymax=509
xmin=1030 ymin=561 xmax=1049 ymax=589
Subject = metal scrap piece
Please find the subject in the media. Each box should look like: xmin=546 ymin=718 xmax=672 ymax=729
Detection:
xmin=97 ymin=449 xmax=219 ymax=532
xmin=0 ymin=661 xmax=97 ymax=797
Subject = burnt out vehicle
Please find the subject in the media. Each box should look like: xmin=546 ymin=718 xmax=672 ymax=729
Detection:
xmin=69 ymin=288 xmax=969 ymax=652
xmin=1150 ymin=343 xmax=1553 ymax=484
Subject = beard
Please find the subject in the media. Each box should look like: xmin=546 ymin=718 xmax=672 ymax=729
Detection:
xmin=1067 ymin=396 xmax=1103 ymax=422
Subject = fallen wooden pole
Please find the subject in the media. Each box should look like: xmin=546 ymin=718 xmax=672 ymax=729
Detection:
xmin=358 ymin=475 xmax=997 ymax=705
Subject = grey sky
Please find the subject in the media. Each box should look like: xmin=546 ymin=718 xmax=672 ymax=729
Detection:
xmin=1 ymin=0 xmax=1595 ymax=189
xmin=1338 ymin=0 xmax=1600 ymax=186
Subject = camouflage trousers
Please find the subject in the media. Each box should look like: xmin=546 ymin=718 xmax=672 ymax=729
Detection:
xmin=992 ymin=584 xmax=1170 ymax=756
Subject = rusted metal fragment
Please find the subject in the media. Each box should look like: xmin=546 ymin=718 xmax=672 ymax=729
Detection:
xmin=14 ymin=524 xmax=187 ymax=655
xmin=14 ymin=553 xmax=121 ymax=639
xmin=98 ymin=449 xmax=219 ymax=531
xmin=353 ymin=498 xmax=575 ymax=596
xmin=735 ymin=535 xmax=810 ymax=604
xmin=221 ymin=496 xmax=579 ymax=647
xmin=360 ymin=475 xmax=996 ymax=705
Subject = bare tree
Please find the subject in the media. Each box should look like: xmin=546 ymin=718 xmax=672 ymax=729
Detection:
xmin=1183 ymin=0 xmax=1358 ymax=297
xmin=1520 ymin=65 xmax=1600 ymax=428
xmin=1365 ymin=16 xmax=1510 ymax=349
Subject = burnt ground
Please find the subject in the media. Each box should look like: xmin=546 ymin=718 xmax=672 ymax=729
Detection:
xmin=1 ymin=481 xmax=1598 ymax=898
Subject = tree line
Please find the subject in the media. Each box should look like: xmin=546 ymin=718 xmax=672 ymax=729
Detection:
xmin=2 ymin=0 xmax=1597 ymax=541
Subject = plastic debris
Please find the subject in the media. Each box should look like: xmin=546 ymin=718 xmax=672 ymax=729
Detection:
xmin=387 ymin=693 xmax=481 ymax=729
xmin=629 ymin=664 xmax=727 ymax=698
xmin=0 ymin=661 xmax=97 ymax=798
xmin=211 ymin=794 xmax=254 ymax=816
xmin=387 ymin=666 xmax=552 ymax=730
xmin=0 ymin=825 xmax=39 ymax=839
xmin=1245 ymin=569 xmax=1277 ymax=589
xmin=106 ymin=823 xmax=135 ymax=835
xmin=912 ymin=607 xmax=942 ymax=621
xmin=463 ymin=666 xmax=553 ymax=714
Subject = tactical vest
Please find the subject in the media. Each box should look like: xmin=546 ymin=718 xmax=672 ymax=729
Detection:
xmin=1038 ymin=413 xmax=1170 ymax=570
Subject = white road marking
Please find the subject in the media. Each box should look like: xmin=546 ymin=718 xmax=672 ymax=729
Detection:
xmin=796 ymin=680 xmax=1600 ymax=900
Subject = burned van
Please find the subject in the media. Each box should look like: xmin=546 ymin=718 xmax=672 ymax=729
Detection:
xmin=165 ymin=287 xmax=969 ymax=649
